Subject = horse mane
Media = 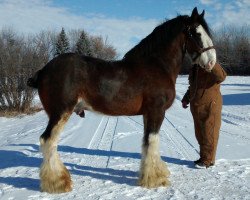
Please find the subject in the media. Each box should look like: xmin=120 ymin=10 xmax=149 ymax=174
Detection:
xmin=123 ymin=14 xmax=212 ymax=60
xmin=123 ymin=15 xmax=189 ymax=60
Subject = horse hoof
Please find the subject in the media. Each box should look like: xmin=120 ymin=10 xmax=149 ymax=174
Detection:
xmin=138 ymin=168 xmax=171 ymax=188
xmin=40 ymin=166 xmax=72 ymax=193
xmin=138 ymin=175 xmax=170 ymax=188
xmin=138 ymin=159 xmax=170 ymax=188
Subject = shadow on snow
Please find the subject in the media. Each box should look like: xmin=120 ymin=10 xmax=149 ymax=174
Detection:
xmin=0 ymin=144 xmax=195 ymax=191
xmin=223 ymin=93 xmax=250 ymax=106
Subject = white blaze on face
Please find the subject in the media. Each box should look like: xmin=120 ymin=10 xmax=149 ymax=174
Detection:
xmin=195 ymin=25 xmax=216 ymax=69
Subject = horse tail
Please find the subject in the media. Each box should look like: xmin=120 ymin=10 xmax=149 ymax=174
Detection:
xmin=27 ymin=70 xmax=41 ymax=89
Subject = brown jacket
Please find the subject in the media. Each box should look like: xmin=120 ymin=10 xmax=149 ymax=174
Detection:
xmin=182 ymin=63 xmax=227 ymax=105
xmin=181 ymin=63 xmax=227 ymax=165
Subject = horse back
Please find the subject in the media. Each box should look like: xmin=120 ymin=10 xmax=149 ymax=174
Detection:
xmin=37 ymin=53 xmax=175 ymax=116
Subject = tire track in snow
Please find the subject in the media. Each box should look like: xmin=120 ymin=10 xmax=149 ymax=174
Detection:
xmin=125 ymin=116 xmax=144 ymax=131
xmin=120 ymin=117 xmax=142 ymax=133
xmin=220 ymin=130 xmax=250 ymax=141
xmin=162 ymin=116 xmax=199 ymax=160
xmin=164 ymin=117 xmax=199 ymax=156
xmin=56 ymin=115 xmax=118 ymax=172
xmin=124 ymin=116 xmax=197 ymax=159
xmin=78 ymin=116 xmax=118 ymax=169
xmin=0 ymin=114 xmax=47 ymax=147
xmin=60 ymin=113 xmax=106 ymax=147
xmin=87 ymin=116 xmax=109 ymax=149
xmin=163 ymin=116 xmax=215 ymax=181
xmin=59 ymin=116 xmax=86 ymax=144
xmin=103 ymin=118 xmax=119 ymax=167
xmin=124 ymin=116 xmax=182 ymax=158
xmin=97 ymin=117 xmax=118 ymax=151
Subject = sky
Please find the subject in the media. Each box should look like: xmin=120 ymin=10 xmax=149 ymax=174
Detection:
xmin=0 ymin=0 xmax=249 ymax=56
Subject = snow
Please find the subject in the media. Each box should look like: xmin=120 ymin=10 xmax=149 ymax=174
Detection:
xmin=0 ymin=76 xmax=250 ymax=200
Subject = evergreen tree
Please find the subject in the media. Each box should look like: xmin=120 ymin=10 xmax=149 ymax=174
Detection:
xmin=54 ymin=28 xmax=70 ymax=57
xmin=75 ymin=30 xmax=92 ymax=56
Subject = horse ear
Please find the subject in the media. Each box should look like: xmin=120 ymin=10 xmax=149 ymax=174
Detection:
xmin=190 ymin=7 xmax=199 ymax=23
xmin=191 ymin=7 xmax=199 ymax=22
xmin=200 ymin=10 xmax=205 ymax=18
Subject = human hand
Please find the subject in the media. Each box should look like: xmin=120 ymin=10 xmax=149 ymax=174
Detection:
xmin=182 ymin=101 xmax=189 ymax=109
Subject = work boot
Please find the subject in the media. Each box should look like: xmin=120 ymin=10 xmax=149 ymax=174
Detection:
xmin=195 ymin=161 xmax=214 ymax=169
xmin=194 ymin=158 xmax=201 ymax=164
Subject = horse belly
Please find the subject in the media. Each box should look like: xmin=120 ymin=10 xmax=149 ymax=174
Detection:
xmin=80 ymin=94 xmax=143 ymax=116
xmin=106 ymin=96 xmax=143 ymax=115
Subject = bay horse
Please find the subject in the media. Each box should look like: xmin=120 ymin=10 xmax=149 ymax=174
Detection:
xmin=27 ymin=7 xmax=216 ymax=193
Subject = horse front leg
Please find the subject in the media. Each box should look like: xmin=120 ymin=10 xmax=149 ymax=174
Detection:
xmin=39 ymin=112 xmax=72 ymax=193
xmin=139 ymin=110 xmax=170 ymax=188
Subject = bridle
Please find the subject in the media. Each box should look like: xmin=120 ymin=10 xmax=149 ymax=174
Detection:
xmin=184 ymin=26 xmax=215 ymax=61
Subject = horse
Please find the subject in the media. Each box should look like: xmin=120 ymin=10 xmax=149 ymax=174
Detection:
xmin=27 ymin=7 xmax=216 ymax=193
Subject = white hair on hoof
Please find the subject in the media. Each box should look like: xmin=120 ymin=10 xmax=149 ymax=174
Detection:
xmin=39 ymin=114 xmax=72 ymax=193
xmin=40 ymin=150 xmax=72 ymax=193
xmin=138 ymin=134 xmax=170 ymax=188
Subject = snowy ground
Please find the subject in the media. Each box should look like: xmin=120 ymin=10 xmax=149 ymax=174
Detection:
xmin=0 ymin=76 xmax=250 ymax=200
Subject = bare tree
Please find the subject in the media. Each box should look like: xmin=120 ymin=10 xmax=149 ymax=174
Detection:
xmin=34 ymin=30 xmax=57 ymax=60
xmin=90 ymin=36 xmax=117 ymax=60
xmin=214 ymin=25 xmax=250 ymax=75
xmin=0 ymin=28 xmax=48 ymax=113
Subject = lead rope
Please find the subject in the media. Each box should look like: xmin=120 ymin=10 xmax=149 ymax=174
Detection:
xmin=189 ymin=67 xmax=199 ymax=102
xmin=189 ymin=67 xmax=209 ymax=102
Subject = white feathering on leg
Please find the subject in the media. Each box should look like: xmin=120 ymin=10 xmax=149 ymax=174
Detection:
xmin=139 ymin=134 xmax=170 ymax=188
xmin=40 ymin=113 xmax=72 ymax=193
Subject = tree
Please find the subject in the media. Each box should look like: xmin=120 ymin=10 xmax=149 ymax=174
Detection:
xmin=75 ymin=30 xmax=92 ymax=56
xmin=90 ymin=36 xmax=117 ymax=60
xmin=214 ymin=25 xmax=250 ymax=75
xmin=0 ymin=28 xmax=47 ymax=113
xmin=0 ymin=27 xmax=117 ymax=116
xmin=54 ymin=28 xmax=70 ymax=57
xmin=34 ymin=30 xmax=57 ymax=60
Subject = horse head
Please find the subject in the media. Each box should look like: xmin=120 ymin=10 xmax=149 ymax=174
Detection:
xmin=185 ymin=7 xmax=216 ymax=71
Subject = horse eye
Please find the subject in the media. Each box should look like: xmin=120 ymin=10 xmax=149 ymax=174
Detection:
xmin=190 ymin=30 xmax=195 ymax=36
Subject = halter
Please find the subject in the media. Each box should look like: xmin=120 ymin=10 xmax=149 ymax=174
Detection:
xmin=184 ymin=26 xmax=215 ymax=61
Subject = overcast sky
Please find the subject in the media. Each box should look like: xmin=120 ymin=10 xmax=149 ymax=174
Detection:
xmin=0 ymin=0 xmax=249 ymax=57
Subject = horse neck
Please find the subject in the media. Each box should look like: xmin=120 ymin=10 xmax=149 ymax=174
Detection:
xmin=160 ymin=34 xmax=186 ymax=79
xmin=123 ymin=31 xmax=186 ymax=81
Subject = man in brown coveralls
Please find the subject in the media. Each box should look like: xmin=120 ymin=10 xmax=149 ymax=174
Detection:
xmin=181 ymin=62 xmax=227 ymax=168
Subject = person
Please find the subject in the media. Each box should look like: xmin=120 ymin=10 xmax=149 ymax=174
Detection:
xmin=181 ymin=62 xmax=227 ymax=168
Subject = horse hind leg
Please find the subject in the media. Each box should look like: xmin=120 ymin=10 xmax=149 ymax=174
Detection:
xmin=39 ymin=112 xmax=72 ymax=193
xmin=138 ymin=110 xmax=170 ymax=188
